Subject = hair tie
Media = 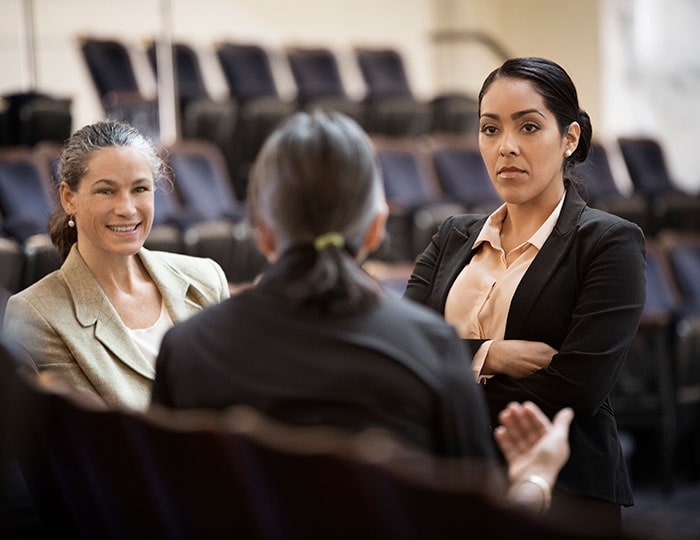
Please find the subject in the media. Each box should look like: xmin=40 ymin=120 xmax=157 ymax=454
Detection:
xmin=313 ymin=232 xmax=345 ymax=251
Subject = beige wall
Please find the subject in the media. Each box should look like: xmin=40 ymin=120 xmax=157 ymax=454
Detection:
xmin=0 ymin=0 xmax=437 ymax=130
xmin=0 ymin=0 xmax=607 ymax=135
xmin=432 ymin=0 xmax=601 ymax=132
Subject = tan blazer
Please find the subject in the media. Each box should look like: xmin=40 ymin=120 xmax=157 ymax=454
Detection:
xmin=3 ymin=245 xmax=230 ymax=410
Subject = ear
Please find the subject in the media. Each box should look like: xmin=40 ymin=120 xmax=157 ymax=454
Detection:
xmin=60 ymin=181 xmax=77 ymax=215
xmin=564 ymin=121 xmax=581 ymax=156
xmin=362 ymin=204 xmax=389 ymax=255
xmin=253 ymin=221 xmax=278 ymax=262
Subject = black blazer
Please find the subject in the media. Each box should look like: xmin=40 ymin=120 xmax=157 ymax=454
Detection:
xmin=404 ymin=189 xmax=646 ymax=505
xmin=151 ymin=251 xmax=497 ymax=462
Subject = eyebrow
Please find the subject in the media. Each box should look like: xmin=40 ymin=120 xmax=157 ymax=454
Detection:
xmin=91 ymin=178 xmax=152 ymax=187
xmin=480 ymin=108 xmax=547 ymax=120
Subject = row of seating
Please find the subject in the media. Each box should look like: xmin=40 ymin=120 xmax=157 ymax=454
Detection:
xmin=612 ymin=232 xmax=700 ymax=491
xmin=3 ymin=128 xmax=698 ymax=298
xmin=0 ymin=141 xmax=268 ymax=296
xmin=1 ymin=339 xmax=618 ymax=540
xmin=369 ymin=133 xmax=700 ymax=264
xmin=78 ymin=36 xmax=480 ymax=200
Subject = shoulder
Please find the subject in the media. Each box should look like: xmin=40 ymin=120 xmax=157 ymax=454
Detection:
xmin=6 ymin=270 xmax=67 ymax=309
xmin=141 ymin=249 xmax=228 ymax=288
xmin=578 ymin=206 xmax=645 ymax=243
xmin=373 ymin=295 xmax=464 ymax=352
xmin=439 ymin=213 xmax=487 ymax=233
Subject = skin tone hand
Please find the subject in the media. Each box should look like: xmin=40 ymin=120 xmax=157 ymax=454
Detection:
xmin=483 ymin=340 xmax=557 ymax=379
xmin=495 ymin=401 xmax=574 ymax=502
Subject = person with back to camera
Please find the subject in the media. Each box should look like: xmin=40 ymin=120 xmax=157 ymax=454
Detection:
xmin=150 ymin=109 xmax=575 ymax=515
xmin=2 ymin=120 xmax=230 ymax=411
xmin=403 ymin=57 xmax=646 ymax=534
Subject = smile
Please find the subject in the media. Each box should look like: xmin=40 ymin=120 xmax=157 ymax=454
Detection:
xmin=108 ymin=224 xmax=139 ymax=233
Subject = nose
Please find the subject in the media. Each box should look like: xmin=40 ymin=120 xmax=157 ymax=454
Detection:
xmin=499 ymin=130 xmax=519 ymax=156
xmin=114 ymin=192 xmax=137 ymax=216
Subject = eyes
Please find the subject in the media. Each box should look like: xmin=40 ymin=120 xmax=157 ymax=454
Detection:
xmin=479 ymin=122 xmax=540 ymax=136
xmin=94 ymin=185 xmax=153 ymax=196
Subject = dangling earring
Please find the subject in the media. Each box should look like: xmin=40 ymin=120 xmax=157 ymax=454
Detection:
xmin=68 ymin=215 xmax=75 ymax=228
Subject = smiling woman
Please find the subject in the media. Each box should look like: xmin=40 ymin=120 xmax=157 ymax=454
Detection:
xmin=404 ymin=57 xmax=646 ymax=536
xmin=2 ymin=120 xmax=230 ymax=411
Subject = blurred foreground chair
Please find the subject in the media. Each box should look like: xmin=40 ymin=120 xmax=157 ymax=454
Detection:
xmin=0 ymin=339 xmax=638 ymax=540
xmin=214 ymin=42 xmax=296 ymax=200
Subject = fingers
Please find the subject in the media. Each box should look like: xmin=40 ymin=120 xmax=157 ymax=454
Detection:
xmin=495 ymin=402 xmax=573 ymax=460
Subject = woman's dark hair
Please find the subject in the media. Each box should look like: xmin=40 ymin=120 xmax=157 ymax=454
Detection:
xmin=478 ymin=57 xmax=593 ymax=188
xmin=48 ymin=120 xmax=166 ymax=260
xmin=247 ymin=110 xmax=386 ymax=315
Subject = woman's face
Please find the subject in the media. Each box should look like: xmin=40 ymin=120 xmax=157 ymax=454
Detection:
xmin=61 ymin=146 xmax=155 ymax=260
xmin=478 ymin=76 xmax=579 ymax=209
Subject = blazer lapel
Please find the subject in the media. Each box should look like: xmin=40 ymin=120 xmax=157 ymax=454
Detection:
xmin=65 ymin=246 xmax=155 ymax=379
xmin=435 ymin=217 xmax=488 ymax=312
xmin=505 ymin=189 xmax=586 ymax=338
xmin=138 ymin=248 xmax=206 ymax=323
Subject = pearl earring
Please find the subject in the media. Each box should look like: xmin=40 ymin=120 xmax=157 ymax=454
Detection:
xmin=565 ymin=149 xmax=572 ymax=157
xmin=68 ymin=216 xmax=75 ymax=228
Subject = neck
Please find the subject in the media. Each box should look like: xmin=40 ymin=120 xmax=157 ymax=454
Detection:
xmin=76 ymin=245 xmax=147 ymax=295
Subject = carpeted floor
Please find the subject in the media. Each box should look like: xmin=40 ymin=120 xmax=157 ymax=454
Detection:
xmin=623 ymin=480 xmax=700 ymax=540
xmin=621 ymin=430 xmax=700 ymax=540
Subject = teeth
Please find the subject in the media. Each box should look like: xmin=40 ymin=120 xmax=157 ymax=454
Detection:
xmin=109 ymin=225 xmax=137 ymax=233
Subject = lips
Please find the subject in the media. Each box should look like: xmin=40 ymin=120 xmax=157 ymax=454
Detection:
xmin=498 ymin=166 xmax=525 ymax=174
xmin=108 ymin=224 xmax=139 ymax=233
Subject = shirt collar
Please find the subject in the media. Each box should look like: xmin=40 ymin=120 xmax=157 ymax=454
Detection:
xmin=473 ymin=190 xmax=566 ymax=251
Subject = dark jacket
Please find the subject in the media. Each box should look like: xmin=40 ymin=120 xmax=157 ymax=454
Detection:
xmin=151 ymin=251 xmax=497 ymax=461
xmin=404 ymin=188 xmax=646 ymax=505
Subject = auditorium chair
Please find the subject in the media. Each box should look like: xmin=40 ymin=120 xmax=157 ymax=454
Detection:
xmin=162 ymin=140 xmax=267 ymax=284
xmin=576 ymin=141 xmax=652 ymax=234
xmin=0 ymin=338 xmax=636 ymax=540
xmin=353 ymin=47 xmax=433 ymax=136
xmin=610 ymin=241 xmax=679 ymax=492
xmin=658 ymin=231 xmax=700 ymax=477
xmin=0 ymin=148 xmax=61 ymax=289
xmin=144 ymin=40 xmax=237 ymax=151
xmin=79 ymin=36 xmax=160 ymax=143
xmin=285 ymin=46 xmax=365 ymax=127
xmin=427 ymin=135 xmax=502 ymax=214
xmin=617 ymin=136 xmax=700 ymax=233
xmin=0 ymin=231 xmax=23 ymax=295
xmin=371 ymin=137 xmax=466 ymax=262
xmin=214 ymin=42 xmax=296 ymax=200
xmin=0 ymin=91 xmax=72 ymax=148
xmin=353 ymin=46 xmax=479 ymax=136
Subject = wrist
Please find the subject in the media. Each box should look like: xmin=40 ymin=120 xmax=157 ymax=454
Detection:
xmin=506 ymin=474 xmax=552 ymax=514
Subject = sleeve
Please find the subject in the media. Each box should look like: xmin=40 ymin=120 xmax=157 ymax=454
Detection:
xmin=403 ymin=216 xmax=454 ymax=305
xmin=487 ymin=221 xmax=647 ymax=417
xmin=150 ymin=329 xmax=175 ymax=408
xmin=3 ymin=294 xmax=100 ymax=399
xmin=210 ymin=258 xmax=231 ymax=301
xmin=438 ymin=327 xmax=498 ymax=461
